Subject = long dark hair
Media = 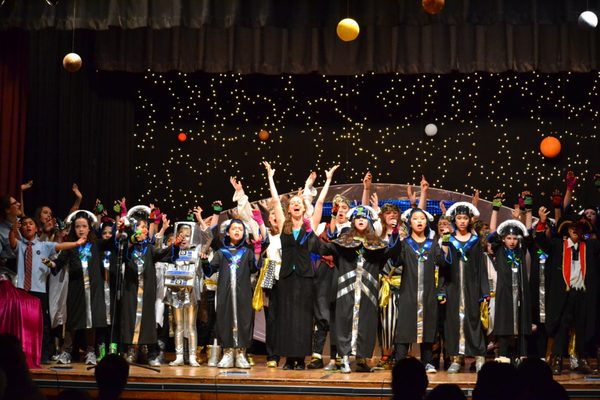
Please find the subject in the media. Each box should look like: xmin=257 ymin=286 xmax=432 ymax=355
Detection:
xmin=0 ymin=195 xmax=12 ymax=221
xmin=66 ymin=213 xmax=97 ymax=242
xmin=337 ymin=223 xmax=385 ymax=248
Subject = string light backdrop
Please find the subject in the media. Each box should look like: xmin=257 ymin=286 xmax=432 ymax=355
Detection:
xmin=133 ymin=71 xmax=600 ymax=215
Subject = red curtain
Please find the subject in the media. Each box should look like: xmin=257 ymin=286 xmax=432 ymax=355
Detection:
xmin=0 ymin=29 xmax=27 ymax=196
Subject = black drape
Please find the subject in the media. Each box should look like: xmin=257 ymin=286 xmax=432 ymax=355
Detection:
xmin=2 ymin=0 xmax=600 ymax=74
xmin=0 ymin=29 xmax=27 ymax=196
xmin=23 ymin=30 xmax=136 ymax=218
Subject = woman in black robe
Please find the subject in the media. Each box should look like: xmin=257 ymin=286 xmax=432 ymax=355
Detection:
xmin=203 ymin=219 xmax=263 ymax=369
xmin=489 ymin=220 xmax=532 ymax=363
xmin=120 ymin=214 xmax=179 ymax=363
xmin=317 ymin=205 xmax=401 ymax=373
xmin=54 ymin=210 xmax=113 ymax=365
xmin=443 ymin=202 xmax=490 ymax=373
xmin=393 ymin=208 xmax=449 ymax=373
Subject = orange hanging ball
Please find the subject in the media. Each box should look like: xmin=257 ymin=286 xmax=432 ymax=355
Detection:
xmin=258 ymin=129 xmax=270 ymax=141
xmin=336 ymin=18 xmax=360 ymax=42
xmin=422 ymin=0 xmax=445 ymax=14
xmin=540 ymin=136 xmax=561 ymax=158
xmin=178 ymin=132 xmax=187 ymax=142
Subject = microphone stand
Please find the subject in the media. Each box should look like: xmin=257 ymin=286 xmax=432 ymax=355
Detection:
xmin=89 ymin=233 xmax=159 ymax=372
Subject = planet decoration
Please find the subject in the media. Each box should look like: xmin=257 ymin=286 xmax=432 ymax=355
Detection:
xmin=336 ymin=18 xmax=360 ymax=42
xmin=177 ymin=132 xmax=187 ymax=142
xmin=62 ymin=53 xmax=82 ymax=73
xmin=540 ymin=136 xmax=561 ymax=158
xmin=578 ymin=11 xmax=598 ymax=29
xmin=424 ymin=123 xmax=438 ymax=137
xmin=258 ymin=129 xmax=270 ymax=141
xmin=422 ymin=0 xmax=445 ymax=15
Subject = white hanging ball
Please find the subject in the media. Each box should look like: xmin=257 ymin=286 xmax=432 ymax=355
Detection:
xmin=424 ymin=123 xmax=438 ymax=137
xmin=578 ymin=11 xmax=598 ymax=29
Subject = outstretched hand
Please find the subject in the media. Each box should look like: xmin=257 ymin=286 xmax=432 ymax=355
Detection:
xmin=363 ymin=172 xmax=372 ymax=189
xmin=263 ymin=161 xmax=275 ymax=178
xmin=230 ymin=177 xmax=243 ymax=192
xmin=72 ymin=183 xmax=82 ymax=199
xmin=21 ymin=180 xmax=33 ymax=191
xmin=325 ymin=165 xmax=340 ymax=180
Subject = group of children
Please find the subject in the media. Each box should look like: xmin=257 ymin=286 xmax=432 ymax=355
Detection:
xmin=0 ymin=169 xmax=599 ymax=376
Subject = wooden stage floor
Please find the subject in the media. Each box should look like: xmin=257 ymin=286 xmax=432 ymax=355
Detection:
xmin=32 ymin=356 xmax=600 ymax=400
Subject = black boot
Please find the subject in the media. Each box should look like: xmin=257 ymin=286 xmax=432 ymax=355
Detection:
xmin=552 ymin=355 xmax=563 ymax=376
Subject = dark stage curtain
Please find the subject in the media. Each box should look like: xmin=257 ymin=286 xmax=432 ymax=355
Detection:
xmin=0 ymin=29 xmax=27 ymax=196
xmin=22 ymin=30 xmax=136 ymax=218
xmin=1 ymin=0 xmax=600 ymax=74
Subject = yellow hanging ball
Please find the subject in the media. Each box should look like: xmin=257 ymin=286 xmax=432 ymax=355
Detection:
xmin=336 ymin=18 xmax=360 ymax=42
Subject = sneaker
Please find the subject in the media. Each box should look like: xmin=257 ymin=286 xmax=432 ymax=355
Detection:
xmin=447 ymin=362 xmax=461 ymax=374
xmin=324 ymin=361 xmax=340 ymax=371
xmin=355 ymin=358 xmax=372 ymax=373
xmin=148 ymin=358 xmax=161 ymax=367
xmin=266 ymin=360 xmax=278 ymax=368
xmin=57 ymin=351 xmax=71 ymax=365
xmin=307 ymin=356 xmax=324 ymax=369
xmin=85 ymin=351 xmax=97 ymax=366
xmin=425 ymin=363 xmax=437 ymax=374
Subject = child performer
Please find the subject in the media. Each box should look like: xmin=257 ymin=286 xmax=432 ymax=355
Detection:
xmin=535 ymin=208 xmax=600 ymax=375
xmin=120 ymin=206 xmax=181 ymax=364
xmin=163 ymin=216 xmax=207 ymax=367
xmin=393 ymin=208 xmax=450 ymax=373
xmin=489 ymin=220 xmax=532 ymax=363
xmin=443 ymin=202 xmax=490 ymax=373
xmin=51 ymin=210 xmax=113 ymax=365
xmin=316 ymin=205 xmax=401 ymax=373
xmin=203 ymin=218 xmax=263 ymax=369
xmin=8 ymin=216 xmax=85 ymax=364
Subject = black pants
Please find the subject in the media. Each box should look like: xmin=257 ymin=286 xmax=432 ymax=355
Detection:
xmin=527 ymin=323 xmax=548 ymax=358
xmin=553 ymin=289 xmax=588 ymax=356
xmin=28 ymin=290 xmax=52 ymax=361
xmin=395 ymin=342 xmax=433 ymax=365
xmin=197 ymin=290 xmax=216 ymax=346
xmin=264 ymin=291 xmax=279 ymax=362
xmin=312 ymin=264 xmax=337 ymax=356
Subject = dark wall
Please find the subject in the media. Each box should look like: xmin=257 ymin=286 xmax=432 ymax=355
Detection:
xmin=20 ymin=31 xmax=600 ymax=220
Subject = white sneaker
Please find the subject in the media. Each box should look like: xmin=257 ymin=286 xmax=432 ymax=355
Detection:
xmin=447 ymin=362 xmax=461 ymax=373
xmin=425 ymin=363 xmax=437 ymax=374
xmin=85 ymin=351 xmax=97 ymax=366
xmin=169 ymin=355 xmax=184 ymax=366
xmin=57 ymin=351 xmax=71 ymax=365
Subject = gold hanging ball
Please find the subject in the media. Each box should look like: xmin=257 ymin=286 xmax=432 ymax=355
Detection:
xmin=336 ymin=18 xmax=360 ymax=42
xmin=422 ymin=0 xmax=445 ymax=15
xmin=62 ymin=52 xmax=82 ymax=73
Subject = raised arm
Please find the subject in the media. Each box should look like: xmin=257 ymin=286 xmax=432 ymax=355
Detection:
xmin=310 ymin=165 xmax=340 ymax=230
xmin=8 ymin=220 xmax=20 ymax=249
xmin=489 ymin=192 xmax=504 ymax=232
xmin=263 ymin=161 xmax=284 ymax=234
xmin=68 ymin=183 xmax=83 ymax=214
xmin=522 ymin=190 xmax=533 ymax=229
xmin=20 ymin=180 xmax=33 ymax=215
xmin=231 ymin=177 xmax=260 ymax=238
xmin=361 ymin=172 xmax=372 ymax=206
xmin=302 ymin=171 xmax=317 ymax=217
xmin=564 ymin=171 xmax=576 ymax=211
xmin=418 ymin=175 xmax=429 ymax=210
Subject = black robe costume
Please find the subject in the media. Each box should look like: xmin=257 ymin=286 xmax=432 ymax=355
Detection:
xmin=535 ymin=233 xmax=600 ymax=349
xmin=317 ymin=234 xmax=401 ymax=358
xmin=205 ymin=244 xmax=260 ymax=349
xmin=490 ymin=246 xmax=532 ymax=337
xmin=394 ymin=238 xmax=448 ymax=344
xmin=444 ymin=234 xmax=489 ymax=356
xmin=121 ymin=243 xmax=175 ymax=345
xmin=54 ymin=240 xmax=113 ymax=331
xmin=273 ymin=227 xmax=316 ymax=358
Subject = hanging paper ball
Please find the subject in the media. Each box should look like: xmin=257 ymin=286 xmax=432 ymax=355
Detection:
xmin=540 ymin=136 xmax=561 ymax=158
xmin=336 ymin=18 xmax=360 ymax=42
xmin=258 ymin=129 xmax=270 ymax=141
xmin=178 ymin=132 xmax=187 ymax=142
xmin=62 ymin=53 xmax=82 ymax=73
xmin=578 ymin=11 xmax=598 ymax=29
xmin=422 ymin=0 xmax=445 ymax=15
xmin=424 ymin=123 xmax=438 ymax=137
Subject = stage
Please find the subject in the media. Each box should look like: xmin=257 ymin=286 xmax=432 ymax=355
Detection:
xmin=32 ymin=356 xmax=600 ymax=400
